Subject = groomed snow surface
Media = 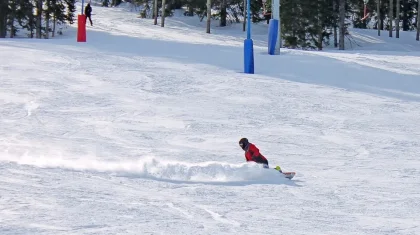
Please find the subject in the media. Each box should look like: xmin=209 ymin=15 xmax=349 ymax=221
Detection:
xmin=1 ymin=3 xmax=420 ymax=235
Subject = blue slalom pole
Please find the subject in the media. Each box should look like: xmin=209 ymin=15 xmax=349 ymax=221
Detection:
xmin=244 ymin=0 xmax=254 ymax=74
xmin=268 ymin=19 xmax=279 ymax=55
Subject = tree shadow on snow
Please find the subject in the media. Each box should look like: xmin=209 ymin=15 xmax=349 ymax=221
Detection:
xmin=4 ymin=26 xmax=420 ymax=102
xmin=83 ymin=29 xmax=420 ymax=102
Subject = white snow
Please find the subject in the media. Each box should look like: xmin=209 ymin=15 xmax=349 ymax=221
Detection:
xmin=1 ymin=3 xmax=420 ymax=235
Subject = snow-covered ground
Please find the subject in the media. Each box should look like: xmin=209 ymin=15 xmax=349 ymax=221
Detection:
xmin=1 ymin=3 xmax=420 ymax=235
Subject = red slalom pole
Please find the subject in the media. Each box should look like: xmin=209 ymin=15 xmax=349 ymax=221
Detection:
xmin=77 ymin=14 xmax=86 ymax=42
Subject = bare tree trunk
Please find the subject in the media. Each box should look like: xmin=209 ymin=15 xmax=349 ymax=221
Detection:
xmin=206 ymin=0 xmax=211 ymax=33
xmin=36 ymin=0 xmax=42 ymax=39
xmin=377 ymin=0 xmax=381 ymax=36
xmin=339 ymin=0 xmax=345 ymax=50
xmin=243 ymin=0 xmax=246 ymax=31
xmin=0 ymin=0 xmax=7 ymax=38
xmin=45 ymin=0 xmax=50 ymax=39
xmin=402 ymin=0 xmax=409 ymax=30
xmin=10 ymin=22 xmax=14 ymax=38
xmin=317 ymin=1 xmax=323 ymax=50
xmin=0 ymin=18 xmax=6 ymax=38
xmin=161 ymin=0 xmax=166 ymax=27
xmin=292 ymin=1 xmax=296 ymax=42
xmin=396 ymin=0 xmax=400 ymax=37
xmin=220 ymin=0 xmax=226 ymax=27
xmin=9 ymin=12 xmax=14 ymax=38
xmin=153 ymin=0 xmax=157 ymax=25
xmin=30 ymin=13 xmax=35 ymax=38
xmin=333 ymin=27 xmax=338 ymax=46
xmin=318 ymin=29 xmax=323 ymax=50
xmin=389 ymin=0 xmax=393 ymax=37
xmin=333 ymin=0 xmax=338 ymax=47
xmin=417 ymin=0 xmax=420 ymax=40
xmin=52 ymin=17 xmax=56 ymax=37
xmin=51 ymin=0 xmax=56 ymax=37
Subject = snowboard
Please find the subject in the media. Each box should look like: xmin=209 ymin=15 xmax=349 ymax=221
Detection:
xmin=281 ymin=172 xmax=296 ymax=179
xmin=274 ymin=166 xmax=295 ymax=179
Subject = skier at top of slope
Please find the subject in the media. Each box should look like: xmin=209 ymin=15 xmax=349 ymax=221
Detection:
xmin=84 ymin=3 xmax=93 ymax=26
xmin=239 ymin=138 xmax=270 ymax=169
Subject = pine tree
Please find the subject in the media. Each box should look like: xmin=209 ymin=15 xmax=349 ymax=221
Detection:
xmin=305 ymin=0 xmax=335 ymax=50
xmin=112 ymin=0 xmax=122 ymax=6
xmin=64 ymin=0 xmax=76 ymax=24
xmin=280 ymin=0 xmax=336 ymax=49
xmin=8 ymin=0 xmax=18 ymax=38
xmin=281 ymin=0 xmax=305 ymax=48
xmin=250 ymin=0 xmax=262 ymax=22
xmin=16 ymin=0 xmax=36 ymax=38
xmin=401 ymin=0 xmax=416 ymax=31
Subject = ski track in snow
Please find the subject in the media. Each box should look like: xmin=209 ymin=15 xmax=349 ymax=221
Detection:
xmin=1 ymin=2 xmax=420 ymax=235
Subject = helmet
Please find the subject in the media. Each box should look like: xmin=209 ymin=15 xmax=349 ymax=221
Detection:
xmin=239 ymin=138 xmax=249 ymax=150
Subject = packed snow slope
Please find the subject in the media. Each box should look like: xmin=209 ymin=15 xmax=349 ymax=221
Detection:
xmin=1 ymin=3 xmax=420 ymax=235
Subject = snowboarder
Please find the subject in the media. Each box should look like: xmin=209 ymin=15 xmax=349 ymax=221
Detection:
xmin=85 ymin=3 xmax=93 ymax=26
xmin=239 ymin=138 xmax=270 ymax=169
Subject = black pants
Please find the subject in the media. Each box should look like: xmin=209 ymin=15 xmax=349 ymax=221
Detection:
xmin=85 ymin=15 xmax=92 ymax=26
xmin=252 ymin=155 xmax=269 ymax=167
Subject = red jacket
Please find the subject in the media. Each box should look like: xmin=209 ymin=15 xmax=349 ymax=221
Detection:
xmin=245 ymin=143 xmax=268 ymax=165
